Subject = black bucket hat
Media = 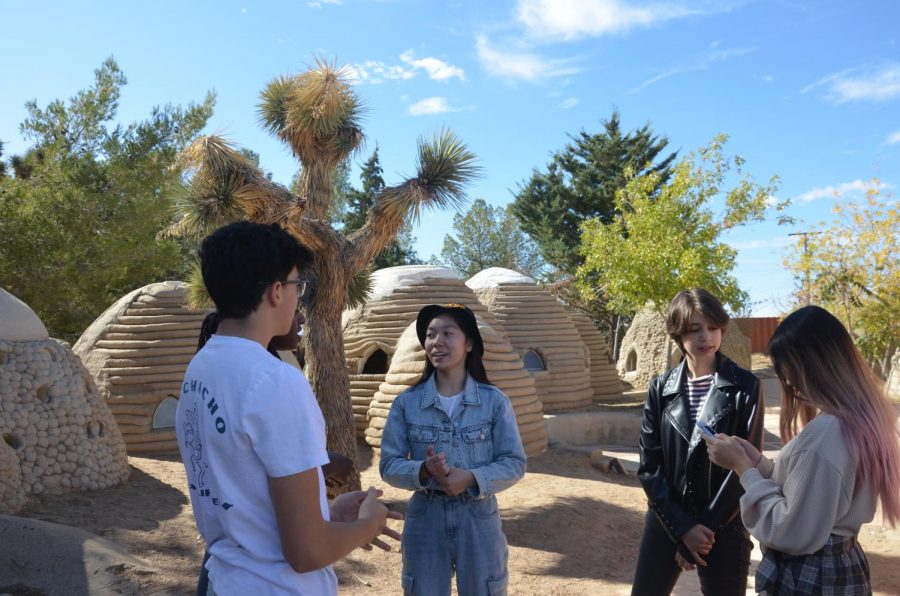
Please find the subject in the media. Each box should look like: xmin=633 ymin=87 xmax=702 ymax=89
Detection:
xmin=415 ymin=303 xmax=485 ymax=357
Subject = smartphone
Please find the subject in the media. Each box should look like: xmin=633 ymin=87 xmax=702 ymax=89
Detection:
xmin=696 ymin=420 xmax=716 ymax=438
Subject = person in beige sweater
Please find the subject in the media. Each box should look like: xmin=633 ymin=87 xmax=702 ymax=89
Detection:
xmin=705 ymin=305 xmax=900 ymax=595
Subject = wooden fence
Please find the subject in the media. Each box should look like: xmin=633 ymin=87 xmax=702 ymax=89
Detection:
xmin=733 ymin=317 xmax=781 ymax=354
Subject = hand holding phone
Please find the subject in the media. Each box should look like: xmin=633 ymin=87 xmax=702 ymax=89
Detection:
xmin=697 ymin=420 xmax=716 ymax=438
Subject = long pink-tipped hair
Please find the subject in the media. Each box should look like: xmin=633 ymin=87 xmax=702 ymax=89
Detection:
xmin=769 ymin=305 xmax=900 ymax=526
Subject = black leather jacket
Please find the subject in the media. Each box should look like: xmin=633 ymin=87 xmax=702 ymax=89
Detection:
xmin=637 ymin=353 xmax=764 ymax=557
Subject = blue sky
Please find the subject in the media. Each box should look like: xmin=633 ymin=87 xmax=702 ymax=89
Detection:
xmin=2 ymin=0 xmax=898 ymax=316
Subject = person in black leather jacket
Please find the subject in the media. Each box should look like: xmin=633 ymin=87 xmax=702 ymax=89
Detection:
xmin=631 ymin=289 xmax=764 ymax=596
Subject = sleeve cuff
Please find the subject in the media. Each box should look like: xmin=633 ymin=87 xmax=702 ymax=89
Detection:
xmin=468 ymin=468 xmax=489 ymax=498
xmin=411 ymin=461 xmax=429 ymax=490
xmin=757 ymin=455 xmax=775 ymax=479
xmin=739 ymin=466 xmax=764 ymax=490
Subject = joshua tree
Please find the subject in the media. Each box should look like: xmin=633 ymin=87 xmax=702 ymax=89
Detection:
xmin=170 ymin=60 xmax=478 ymax=489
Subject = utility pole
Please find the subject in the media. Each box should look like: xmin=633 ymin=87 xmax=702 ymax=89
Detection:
xmin=788 ymin=231 xmax=820 ymax=305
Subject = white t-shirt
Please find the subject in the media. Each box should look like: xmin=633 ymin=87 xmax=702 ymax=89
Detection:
xmin=176 ymin=335 xmax=336 ymax=595
xmin=436 ymin=390 xmax=465 ymax=418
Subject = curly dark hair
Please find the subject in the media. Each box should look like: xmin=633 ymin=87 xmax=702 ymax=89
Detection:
xmin=199 ymin=221 xmax=313 ymax=319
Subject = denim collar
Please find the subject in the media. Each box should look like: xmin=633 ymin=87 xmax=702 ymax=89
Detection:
xmin=420 ymin=374 xmax=481 ymax=409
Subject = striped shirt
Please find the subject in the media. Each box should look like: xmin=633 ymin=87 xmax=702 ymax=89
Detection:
xmin=686 ymin=374 xmax=713 ymax=422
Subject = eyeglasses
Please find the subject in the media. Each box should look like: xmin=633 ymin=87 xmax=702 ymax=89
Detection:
xmin=281 ymin=279 xmax=307 ymax=299
xmin=260 ymin=278 xmax=307 ymax=299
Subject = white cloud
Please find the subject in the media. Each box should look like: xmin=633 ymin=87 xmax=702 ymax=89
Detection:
xmin=559 ymin=97 xmax=580 ymax=109
xmin=308 ymin=0 xmax=341 ymax=8
xmin=628 ymin=69 xmax=681 ymax=94
xmin=345 ymin=61 xmax=416 ymax=84
xmin=348 ymin=51 xmax=464 ymax=84
xmin=516 ymin=0 xmax=704 ymax=41
xmin=476 ymin=34 xmax=581 ymax=81
xmin=628 ymin=46 xmax=754 ymax=93
xmin=793 ymin=179 xmax=890 ymax=203
xmin=400 ymin=50 xmax=465 ymax=81
xmin=886 ymin=130 xmax=900 ymax=145
xmin=802 ymin=62 xmax=900 ymax=104
xmin=409 ymin=97 xmax=457 ymax=116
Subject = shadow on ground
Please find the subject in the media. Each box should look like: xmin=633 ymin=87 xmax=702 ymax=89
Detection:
xmin=20 ymin=458 xmax=187 ymax=534
xmin=504 ymin=494 xmax=643 ymax=583
xmin=0 ymin=514 xmax=154 ymax=596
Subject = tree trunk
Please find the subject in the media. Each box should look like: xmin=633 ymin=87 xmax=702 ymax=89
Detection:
xmin=300 ymin=163 xmax=334 ymax=221
xmin=612 ymin=314 xmax=622 ymax=362
xmin=880 ymin=342 xmax=896 ymax=382
xmin=303 ymin=246 xmax=361 ymax=491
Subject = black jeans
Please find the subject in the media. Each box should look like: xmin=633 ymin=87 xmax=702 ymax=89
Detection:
xmin=631 ymin=509 xmax=752 ymax=596
xmin=196 ymin=550 xmax=210 ymax=596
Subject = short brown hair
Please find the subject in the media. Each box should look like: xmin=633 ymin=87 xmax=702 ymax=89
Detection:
xmin=666 ymin=289 xmax=729 ymax=351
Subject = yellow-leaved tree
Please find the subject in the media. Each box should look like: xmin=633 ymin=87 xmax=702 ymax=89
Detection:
xmin=785 ymin=183 xmax=899 ymax=378
xmin=577 ymin=134 xmax=788 ymax=317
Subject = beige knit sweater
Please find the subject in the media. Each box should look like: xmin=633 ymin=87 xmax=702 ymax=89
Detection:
xmin=739 ymin=413 xmax=876 ymax=555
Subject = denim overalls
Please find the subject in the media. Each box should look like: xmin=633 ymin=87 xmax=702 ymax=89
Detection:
xmin=380 ymin=374 xmax=527 ymax=596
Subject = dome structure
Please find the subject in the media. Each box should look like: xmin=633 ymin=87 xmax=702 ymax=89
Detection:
xmin=0 ymin=288 xmax=49 ymax=341
xmin=466 ymin=268 xmax=593 ymax=413
xmin=73 ymin=281 xmax=210 ymax=454
xmin=342 ymin=266 xmax=461 ymax=436
xmin=563 ymin=305 xmax=624 ymax=402
xmin=0 ymin=288 xmax=129 ymax=514
xmin=366 ymin=319 xmax=548 ymax=457
xmin=348 ymin=266 xmax=547 ymax=456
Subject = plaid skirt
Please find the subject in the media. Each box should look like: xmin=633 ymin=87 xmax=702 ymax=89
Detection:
xmin=756 ymin=534 xmax=871 ymax=595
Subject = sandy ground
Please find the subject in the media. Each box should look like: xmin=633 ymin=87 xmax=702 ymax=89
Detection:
xmin=10 ymin=442 xmax=900 ymax=595
xmin=8 ymin=355 xmax=900 ymax=595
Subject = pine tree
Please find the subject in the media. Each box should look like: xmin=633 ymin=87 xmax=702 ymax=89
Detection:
xmin=440 ymin=199 xmax=545 ymax=279
xmin=0 ymin=58 xmax=214 ymax=341
xmin=512 ymin=110 xmax=677 ymax=274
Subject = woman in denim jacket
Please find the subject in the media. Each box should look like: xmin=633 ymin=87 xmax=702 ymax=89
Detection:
xmin=380 ymin=304 xmax=526 ymax=596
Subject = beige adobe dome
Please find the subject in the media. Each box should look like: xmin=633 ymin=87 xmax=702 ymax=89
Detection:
xmin=563 ymin=305 xmax=624 ymax=402
xmin=467 ymin=268 xmax=593 ymax=413
xmin=74 ymin=281 xmax=210 ymax=454
xmin=350 ymin=266 xmax=547 ymax=456
xmin=0 ymin=287 xmax=49 ymax=341
xmin=344 ymin=266 xmax=548 ymax=455
xmin=343 ymin=266 xmax=462 ymax=436
xmin=366 ymin=319 xmax=547 ymax=457
xmin=0 ymin=288 xmax=129 ymax=514
xmin=616 ymin=306 xmax=752 ymax=391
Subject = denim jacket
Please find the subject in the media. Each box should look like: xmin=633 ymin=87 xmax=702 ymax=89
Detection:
xmin=379 ymin=374 xmax=527 ymax=499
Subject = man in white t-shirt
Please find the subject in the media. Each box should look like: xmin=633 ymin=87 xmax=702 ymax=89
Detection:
xmin=176 ymin=221 xmax=399 ymax=595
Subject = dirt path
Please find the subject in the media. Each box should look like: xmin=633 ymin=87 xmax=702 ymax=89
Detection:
xmin=15 ymin=442 xmax=900 ymax=595
xmin=10 ymin=355 xmax=899 ymax=595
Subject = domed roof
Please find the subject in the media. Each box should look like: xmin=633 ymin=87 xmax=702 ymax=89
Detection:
xmin=369 ymin=265 xmax=459 ymax=302
xmin=466 ymin=267 xmax=534 ymax=288
xmin=0 ymin=288 xmax=49 ymax=341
